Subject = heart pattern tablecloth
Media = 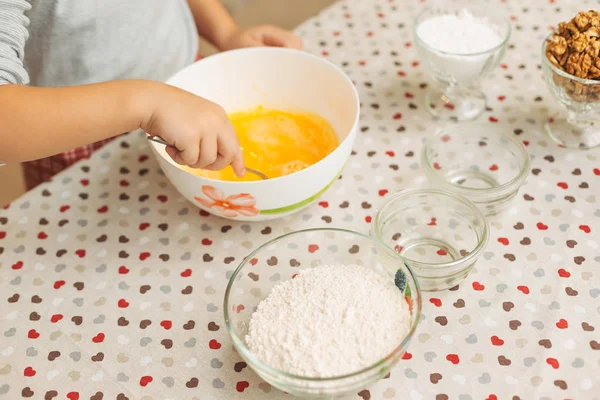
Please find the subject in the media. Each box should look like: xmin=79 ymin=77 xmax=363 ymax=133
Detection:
xmin=1 ymin=0 xmax=599 ymax=399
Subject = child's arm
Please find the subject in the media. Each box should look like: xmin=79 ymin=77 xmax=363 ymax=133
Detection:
xmin=0 ymin=81 xmax=246 ymax=175
xmin=186 ymin=0 xmax=303 ymax=51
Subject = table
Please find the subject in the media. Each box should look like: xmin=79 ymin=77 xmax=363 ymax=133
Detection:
xmin=1 ymin=0 xmax=599 ymax=399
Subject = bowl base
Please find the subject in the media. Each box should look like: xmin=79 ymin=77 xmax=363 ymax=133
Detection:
xmin=446 ymin=169 xmax=500 ymax=189
xmin=425 ymin=86 xmax=486 ymax=121
xmin=397 ymin=237 xmax=461 ymax=265
xmin=545 ymin=118 xmax=600 ymax=150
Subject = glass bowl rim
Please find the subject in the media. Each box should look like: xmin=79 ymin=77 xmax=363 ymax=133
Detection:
xmin=542 ymin=33 xmax=600 ymax=86
xmin=421 ymin=123 xmax=531 ymax=197
xmin=413 ymin=5 xmax=512 ymax=57
xmin=372 ymin=188 xmax=490 ymax=270
xmin=223 ymin=227 xmax=422 ymax=383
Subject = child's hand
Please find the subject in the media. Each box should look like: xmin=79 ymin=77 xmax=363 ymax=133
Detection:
xmin=220 ymin=25 xmax=303 ymax=51
xmin=142 ymin=83 xmax=245 ymax=176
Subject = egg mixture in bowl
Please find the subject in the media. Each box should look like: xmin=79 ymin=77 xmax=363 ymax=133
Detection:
xmin=149 ymin=47 xmax=359 ymax=221
xmin=182 ymin=107 xmax=339 ymax=181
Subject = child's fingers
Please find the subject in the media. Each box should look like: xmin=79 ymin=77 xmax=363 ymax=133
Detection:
xmin=230 ymin=151 xmax=246 ymax=177
xmin=192 ymin=135 xmax=218 ymax=168
xmin=166 ymin=142 xmax=200 ymax=166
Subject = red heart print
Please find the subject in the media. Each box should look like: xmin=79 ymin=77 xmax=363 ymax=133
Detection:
xmin=236 ymin=381 xmax=250 ymax=392
xmin=0 ymin=231 xmax=5 ymax=239
xmin=118 ymin=299 xmax=130 ymax=308
xmin=522 ymin=140 xmax=529 ymax=146
xmin=66 ymin=393 xmax=79 ymax=400
xmin=394 ymin=245 xmax=404 ymax=253
xmin=92 ymin=333 xmax=105 ymax=343
xmin=385 ymin=151 xmax=395 ymax=157
xmin=486 ymin=395 xmax=498 ymax=400
xmin=318 ymin=201 xmax=329 ymax=208
xmin=429 ymin=298 xmax=442 ymax=307
xmin=249 ymin=258 xmax=258 ymax=266
xmin=546 ymin=358 xmax=559 ymax=369
xmin=366 ymin=31 xmax=374 ymax=37
xmin=536 ymin=222 xmax=548 ymax=230
xmin=358 ymin=60 xmax=366 ymax=66
xmin=181 ymin=269 xmax=192 ymax=277
xmin=28 ymin=329 xmax=40 ymax=339
xmin=157 ymin=195 xmax=168 ymax=203
xmin=139 ymin=376 xmax=153 ymax=387
xmin=60 ymin=205 xmax=70 ymax=213
xmin=393 ymin=113 xmax=402 ymax=120
xmin=365 ymin=216 xmax=372 ymax=223
xmin=321 ymin=50 xmax=329 ymax=56
xmin=428 ymin=218 xmax=437 ymax=226
xmin=489 ymin=164 xmax=499 ymax=171
xmin=138 ymin=155 xmax=149 ymax=162
xmin=497 ymin=95 xmax=506 ymax=101
xmin=139 ymin=223 xmax=150 ymax=231
xmin=379 ymin=189 xmax=388 ymax=197
xmin=97 ymin=205 xmax=109 ymax=213
xmin=517 ymin=285 xmax=530 ymax=294
xmin=308 ymin=244 xmax=319 ymax=253
xmin=405 ymin=92 xmax=414 ymax=98
xmin=120 ymin=179 xmax=129 ymax=187
xmin=202 ymin=238 xmax=213 ymax=245
xmin=446 ymin=354 xmax=460 ymax=364
xmin=556 ymin=319 xmax=568 ymax=329
xmin=436 ymin=249 xmax=447 ymax=256
xmin=402 ymin=352 xmax=412 ymax=360
xmin=139 ymin=252 xmax=150 ymax=261
xmin=558 ymin=269 xmax=570 ymax=278
xmin=75 ymin=249 xmax=86 ymax=258
xmin=118 ymin=266 xmax=130 ymax=274
xmin=160 ymin=320 xmax=172 ymax=330
xmin=500 ymin=63 xmax=508 ymax=69
xmin=411 ymin=61 xmax=420 ymax=67
xmin=490 ymin=336 xmax=504 ymax=346
xmin=80 ymin=179 xmax=89 ymax=186
xmin=292 ymin=273 xmax=299 ymax=279
xmin=50 ymin=314 xmax=63 ymax=323
xmin=11 ymin=261 xmax=23 ymax=270
xmin=472 ymin=282 xmax=485 ymax=291
xmin=53 ymin=280 xmax=66 ymax=289
xmin=209 ymin=339 xmax=221 ymax=350
xmin=433 ymin=162 xmax=441 ymax=170
xmin=594 ymin=168 xmax=600 ymax=175
xmin=497 ymin=238 xmax=509 ymax=245
xmin=37 ymin=232 xmax=48 ymax=239
xmin=557 ymin=182 xmax=568 ymax=189
xmin=579 ymin=225 xmax=591 ymax=233
xmin=397 ymin=71 xmax=406 ymax=77
xmin=236 ymin=305 xmax=245 ymax=313
xmin=489 ymin=116 xmax=498 ymax=123
xmin=23 ymin=367 xmax=36 ymax=377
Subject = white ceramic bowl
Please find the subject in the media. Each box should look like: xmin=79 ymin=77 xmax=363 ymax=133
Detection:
xmin=149 ymin=48 xmax=360 ymax=221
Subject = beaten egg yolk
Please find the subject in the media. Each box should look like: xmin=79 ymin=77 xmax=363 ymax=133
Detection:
xmin=182 ymin=108 xmax=339 ymax=181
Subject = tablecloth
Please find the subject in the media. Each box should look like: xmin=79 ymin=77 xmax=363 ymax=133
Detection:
xmin=1 ymin=0 xmax=599 ymax=399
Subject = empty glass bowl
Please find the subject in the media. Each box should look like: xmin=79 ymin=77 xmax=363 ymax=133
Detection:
xmin=224 ymin=228 xmax=421 ymax=398
xmin=422 ymin=124 xmax=530 ymax=215
xmin=414 ymin=6 xmax=511 ymax=121
xmin=542 ymin=35 xmax=600 ymax=149
xmin=372 ymin=189 xmax=489 ymax=291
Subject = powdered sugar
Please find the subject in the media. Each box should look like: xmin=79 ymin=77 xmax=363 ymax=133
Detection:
xmin=416 ymin=9 xmax=503 ymax=54
xmin=245 ymin=264 xmax=411 ymax=378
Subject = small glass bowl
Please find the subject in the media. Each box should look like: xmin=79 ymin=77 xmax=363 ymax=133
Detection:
xmin=224 ymin=228 xmax=421 ymax=398
xmin=542 ymin=35 xmax=600 ymax=149
xmin=372 ymin=188 xmax=489 ymax=292
xmin=414 ymin=5 xmax=511 ymax=121
xmin=422 ymin=124 xmax=530 ymax=216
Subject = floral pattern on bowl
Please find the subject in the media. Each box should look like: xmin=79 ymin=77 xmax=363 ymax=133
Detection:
xmin=194 ymin=186 xmax=260 ymax=218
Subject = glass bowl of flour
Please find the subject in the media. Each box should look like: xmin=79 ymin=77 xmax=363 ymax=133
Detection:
xmin=224 ymin=228 xmax=421 ymax=397
xmin=414 ymin=6 xmax=511 ymax=121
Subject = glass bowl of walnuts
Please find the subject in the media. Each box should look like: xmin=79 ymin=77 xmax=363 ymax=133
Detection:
xmin=542 ymin=10 xmax=600 ymax=150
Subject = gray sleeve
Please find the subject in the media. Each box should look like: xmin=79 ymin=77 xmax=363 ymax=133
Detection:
xmin=0 ymin=0 xmax=31 ymax=86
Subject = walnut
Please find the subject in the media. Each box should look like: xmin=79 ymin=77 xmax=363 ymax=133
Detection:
xmin=547 ymin=35 xmax=568 ymax=56
xmin=574 ymin=12 xmax=591 ymax=30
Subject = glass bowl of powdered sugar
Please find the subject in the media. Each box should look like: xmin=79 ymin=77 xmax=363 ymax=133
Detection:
xmin=414 ymin=5 xmax=511 ymax=121
xmin=224 ymin=228 xmax=421 ymax=397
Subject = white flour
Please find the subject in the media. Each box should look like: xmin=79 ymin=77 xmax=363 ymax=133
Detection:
xmin=416 ymin=9 xmax=505 ymax=83
xmin=416 ymin=9 xmax=503 ymax=54
xmin=245 ymin=264 xmax=411 ymax=378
